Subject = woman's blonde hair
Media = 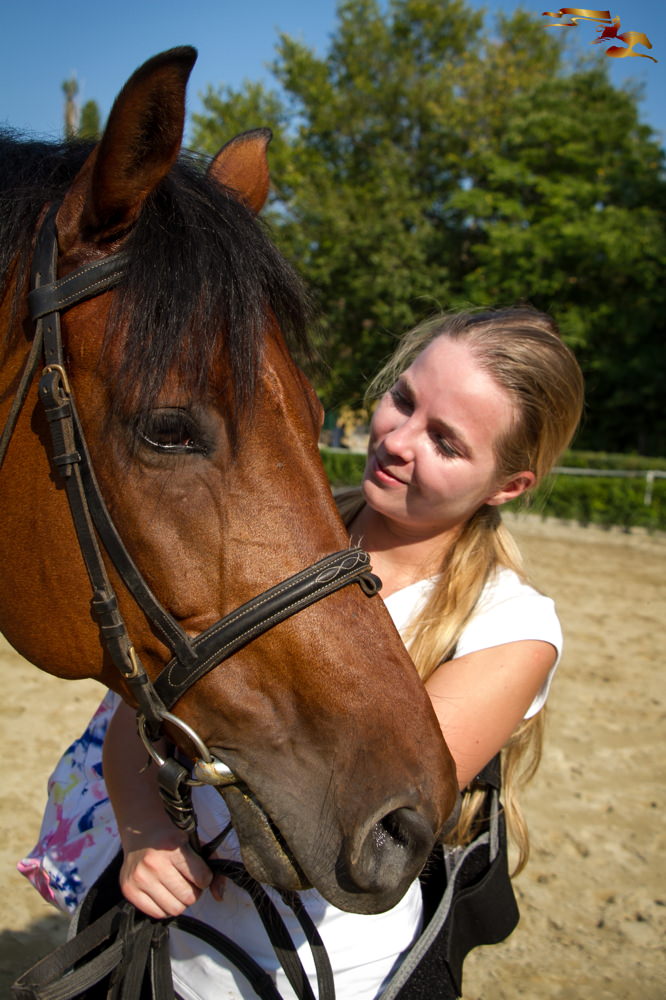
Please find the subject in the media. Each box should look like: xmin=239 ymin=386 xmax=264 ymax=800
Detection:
xmin=343 ymin=307 xmax=584 ymax=874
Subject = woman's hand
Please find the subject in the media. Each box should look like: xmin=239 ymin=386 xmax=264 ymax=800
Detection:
xmin=103 ymin=700 xmax=226 ymax=918
xmin=119 ymin=829 xmax=215 ymax=919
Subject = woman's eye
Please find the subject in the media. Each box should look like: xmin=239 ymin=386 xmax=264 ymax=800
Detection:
xmin=138 ymin=409 xmax=207 ymax=454
xmin=434 ymin=436 xmax=460 ymax=459
xmin=389 ymin=387 xmax=412 ymax=412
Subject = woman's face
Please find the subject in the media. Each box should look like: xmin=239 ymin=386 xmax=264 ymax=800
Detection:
xmin=363 ymin=336 xmax=525 ymax=538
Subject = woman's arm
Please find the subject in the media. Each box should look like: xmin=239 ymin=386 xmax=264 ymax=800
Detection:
xmin=425 ymin=639 xmax=556 ymax=788
xmin=103 ymin=700 xmax=216 ymax=918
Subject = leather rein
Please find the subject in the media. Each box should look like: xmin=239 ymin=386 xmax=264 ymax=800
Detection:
xmin=2 ymin=203 xmax=382 ymax=790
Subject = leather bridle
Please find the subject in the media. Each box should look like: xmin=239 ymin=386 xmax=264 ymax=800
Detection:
xmin=2 ymin=203 xmax=381 ymax=790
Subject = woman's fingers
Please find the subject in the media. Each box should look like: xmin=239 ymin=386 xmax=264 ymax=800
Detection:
xmin=120 ymin=840 xmax=213 ymax=918
xmin=210 ymin=872 xmax=227 ymax=902
xmin=122 ymin=884 xmax=176 ymax=921
xmin=171 ymin=843 xmax=214 ymax=890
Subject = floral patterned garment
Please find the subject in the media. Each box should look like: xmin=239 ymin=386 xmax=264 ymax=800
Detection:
xmin=17 ymin=691 xmax=121 ymax=912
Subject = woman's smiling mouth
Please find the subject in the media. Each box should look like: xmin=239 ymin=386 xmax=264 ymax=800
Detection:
xmin=370 ymin=452 xmax=408 ymax=487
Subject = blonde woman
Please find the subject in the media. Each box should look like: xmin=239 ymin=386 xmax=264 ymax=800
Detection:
xmin=20 ymin=307 xmax=584 ymax=999
xmin=337 ymin=306 xmax=583 ymax=870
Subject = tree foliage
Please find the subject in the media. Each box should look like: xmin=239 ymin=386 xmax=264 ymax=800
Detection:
xmin=78 ymin=100 xmax=102 ymax=140
xmin=190 ymin=0 xmax=665 ymax=454
xmin=60 ymin=78 xmax=102 ymax=141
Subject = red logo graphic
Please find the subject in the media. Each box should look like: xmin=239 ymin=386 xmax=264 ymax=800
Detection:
xmin=542 ymin=8 xmax=658 ymax=62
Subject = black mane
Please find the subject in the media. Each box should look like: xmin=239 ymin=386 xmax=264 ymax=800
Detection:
xmin=0 ymin=130 xmax=312 ymax=426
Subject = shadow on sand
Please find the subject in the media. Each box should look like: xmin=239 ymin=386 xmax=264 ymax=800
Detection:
xmin=0 ymin=911 xmax=69 ymax=996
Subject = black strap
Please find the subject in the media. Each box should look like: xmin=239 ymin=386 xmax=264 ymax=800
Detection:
xmin=12 ymin=859 xmax=336 ymax=1000
xmin=28 ymin=253 xmax=129 ymax=321
xmin=155 ymin=549 xmax=379 ymax=708
xmin=173 ymin=915 xmax=282 ymax=999
xmin=37 ymin=365 xmax=168 ymax=727
xmin=11 ymin=902 xmax=142 ymax=1000
xmin=0 ymin=324 xmax=44 ymax=470
xmin=207 ymin=860 xmax=335 ymax=1000
xmin=380 ymin=756 xmax=519 ymax=999
xmin=68 ymin=387 xmax=200 ymax=671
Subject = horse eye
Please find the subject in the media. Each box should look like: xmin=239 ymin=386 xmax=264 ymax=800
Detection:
xmin=138 ymin=409 xmax=206 ymax=454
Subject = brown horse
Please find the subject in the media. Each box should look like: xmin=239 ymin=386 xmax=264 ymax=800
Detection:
xmin=0 ymin=49 xmax=456 ymax=916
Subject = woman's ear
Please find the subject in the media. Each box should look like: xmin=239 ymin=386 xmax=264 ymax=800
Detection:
xmin=485 ymin=471 xmax=536 ymax=507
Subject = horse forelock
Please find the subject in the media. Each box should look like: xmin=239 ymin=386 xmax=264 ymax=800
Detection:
xmin=0 ymin=132 xmax=93 ymax=335
xmin=0 ymin=133 xmax=313 ymax=438
xmin=110 ymin=155 xmax=313 ymax=431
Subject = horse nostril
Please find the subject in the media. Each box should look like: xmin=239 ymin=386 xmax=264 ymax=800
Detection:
xmin=370 ymin=810 xmax=414 ymax=853
xmin=346 ymin=806 xmax=434 ymax=894
xmin=379 ymin=810 xmax=414 ymax=848
xmin=379 ymin=807 xmax=433 ymax=855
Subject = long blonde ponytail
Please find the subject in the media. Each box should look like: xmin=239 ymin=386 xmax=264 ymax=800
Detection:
xmin=398 ymin=506 xmax=539 ymax=874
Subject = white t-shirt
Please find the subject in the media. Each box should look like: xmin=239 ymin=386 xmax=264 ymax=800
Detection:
xmin=384 ymin=566 xmax=562 ymax=720
xmin=170 ymin=567 xmax=562 ymax=1000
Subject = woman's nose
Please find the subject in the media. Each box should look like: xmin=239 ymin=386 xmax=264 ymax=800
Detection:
xmin=383 ymin=419 xmax=417 ymax=462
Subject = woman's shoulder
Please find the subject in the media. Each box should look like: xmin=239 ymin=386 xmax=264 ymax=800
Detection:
xmin=381 ymin=577 xmax=437 ymax=633
xmin=456 ymin=566 xmax=562 ymax=660
xmin=477 ymin=565 xmax=547 ymax=607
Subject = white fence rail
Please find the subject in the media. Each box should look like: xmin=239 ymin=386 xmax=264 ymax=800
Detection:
xmin=322 ymin=448 xmax=666 ymax=507
xmin=553 ymin=468 xmax=666 ymax=505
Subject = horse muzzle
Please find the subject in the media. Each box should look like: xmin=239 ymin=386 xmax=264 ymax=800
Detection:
xmin=215 ymin=764 xmax=437 ymax=914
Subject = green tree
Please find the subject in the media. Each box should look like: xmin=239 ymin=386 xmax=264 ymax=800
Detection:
xmin=446 ymin=18 xmax=666 ymax=453
xmin=78 ymin=99 xmax=102 ymax=140
xmin=191 ymin=0 xmax=665 ymax=453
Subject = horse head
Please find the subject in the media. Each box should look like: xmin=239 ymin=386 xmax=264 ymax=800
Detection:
xmin=0 ymin=48 xmax=457 ymax=914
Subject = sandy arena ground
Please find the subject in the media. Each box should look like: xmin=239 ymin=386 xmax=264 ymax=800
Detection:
xmin=0 ymin=515 xmax=664 ymax=998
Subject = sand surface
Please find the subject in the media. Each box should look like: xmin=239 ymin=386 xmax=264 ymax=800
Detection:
xmin=0 ymin=516 xmax=664 ymax=998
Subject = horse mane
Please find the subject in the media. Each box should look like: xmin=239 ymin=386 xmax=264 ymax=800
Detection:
xmin=0 ymin=129 xmax=313 ymax=434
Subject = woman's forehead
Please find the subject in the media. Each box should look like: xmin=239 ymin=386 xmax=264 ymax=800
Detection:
xmin=404 ymin=337 xmax=516 ymax=442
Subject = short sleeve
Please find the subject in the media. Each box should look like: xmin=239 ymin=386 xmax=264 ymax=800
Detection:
xmin=454 ymin=569 xmax=562 ymax=719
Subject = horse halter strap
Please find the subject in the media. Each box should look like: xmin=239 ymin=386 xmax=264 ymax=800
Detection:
xmin=21 ymin=204 xmax=381 ymax=764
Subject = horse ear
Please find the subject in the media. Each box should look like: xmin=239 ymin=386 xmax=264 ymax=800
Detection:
xmin=56 ymin=47 xmax=197 ymax=252
xmin=207 ymin=128 xmax=272 ymax=215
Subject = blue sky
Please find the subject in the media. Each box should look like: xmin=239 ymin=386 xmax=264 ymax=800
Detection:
xmin=1 ymin=1 xmax=664 ymax=146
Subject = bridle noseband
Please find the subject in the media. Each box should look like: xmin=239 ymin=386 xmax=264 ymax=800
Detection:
xmin=2 ymin=204 xmax=381 ymax=790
